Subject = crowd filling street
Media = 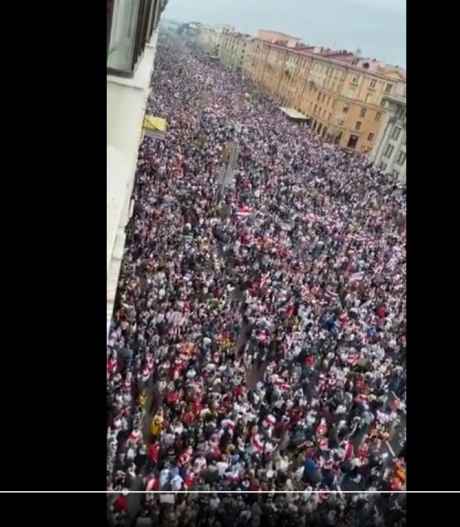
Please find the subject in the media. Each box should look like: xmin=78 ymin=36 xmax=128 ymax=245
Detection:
xmin=108 ymin=492 xmax=406 ymax=527
xmin=107 ymin=31 xmax=406 ymax=503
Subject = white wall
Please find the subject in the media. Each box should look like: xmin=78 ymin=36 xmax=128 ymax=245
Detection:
xmin=107 ymin=30 xmax=159 ymax=330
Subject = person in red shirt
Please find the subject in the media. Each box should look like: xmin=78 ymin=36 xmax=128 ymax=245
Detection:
xmin=113 ymin=494 xmax=128 ymax=513
xmin=147 ymin=441 xmax=161 ymax=470
xmin=183 ymin=407 xmax=195 ymax=426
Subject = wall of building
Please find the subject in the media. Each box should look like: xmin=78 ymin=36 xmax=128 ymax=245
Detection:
xmin=219 ymin=32 xmax=250 ymax=71
xmin=370 ymin=96 xmax=406 ymax=182
xmin=196 ymin=27 xmax=222 ymax=55
xmin=242 ymin=38 xmax=405 ymax=155
xmin=107 ymin=30 xmax=159 ymax=328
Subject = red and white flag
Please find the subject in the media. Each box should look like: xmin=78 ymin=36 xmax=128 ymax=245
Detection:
xmin=237 ymin=206 xmax=253 ymax=218
xmin=260 ymin=272 xmax=270 ymax=289
xmin=251 ymin=434 xmax=264 ymax=452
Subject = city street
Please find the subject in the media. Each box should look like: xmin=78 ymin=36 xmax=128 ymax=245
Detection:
xmin=107 ymin=32 xmax=406 ymax=495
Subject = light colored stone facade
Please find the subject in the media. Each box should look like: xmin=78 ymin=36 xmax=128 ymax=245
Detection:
xmin=370 ymin=94 xmax=406 ymax=182
xmin=219 ymin=31 xmax=251 ymax=72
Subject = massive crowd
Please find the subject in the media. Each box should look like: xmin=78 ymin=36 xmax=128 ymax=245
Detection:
xmin=107 ymin=32 xmax=406 ymax=497
xmin=108 ymin=492 xmax=406 ymax=527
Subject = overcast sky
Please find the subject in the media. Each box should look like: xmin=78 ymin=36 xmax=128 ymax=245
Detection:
xmin=164 ymin=0 xmax=406 ymax=67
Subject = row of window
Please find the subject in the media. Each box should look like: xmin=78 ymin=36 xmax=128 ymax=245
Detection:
xmin=351 ymin=77 xmax=392 ymax=94
xmin=380 ymin=162 xmax=403 ymax=177
xmin=343 ymin=105 xmax=382 ymax=122
xmin=383 ymin=144 xmax=406 ymax=164
xmin=107 ymin=0 xmax=165 ymax=77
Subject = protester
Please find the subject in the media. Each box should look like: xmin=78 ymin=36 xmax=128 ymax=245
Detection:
xmin=107 ymin=492 xmax=406 ymax=527
xmin=107 ymin=33 xmax=406 ymax=494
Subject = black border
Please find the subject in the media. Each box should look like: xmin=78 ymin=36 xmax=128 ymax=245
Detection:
xmin=2 ymin=2 xmax=459 ymax=524
xmin=1 ymin=2 xmax=106 ymax=497
xmin=406 ymin=0 xmax=460 ymax=492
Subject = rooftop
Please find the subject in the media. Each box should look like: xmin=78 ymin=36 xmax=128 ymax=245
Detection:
xmin=257 ymin=29 xmax=302 ymax=40
xmin=256 ymin=39 xmax=405 ymax=82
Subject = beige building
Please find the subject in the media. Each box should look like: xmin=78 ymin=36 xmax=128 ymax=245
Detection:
xmin=196 ymin=26 xmax=220 ymax=55
xmin=243 ymin=35 xmax=406 ymax=154
xmin=196 ymin=24 xmax=234 ymax=56
xmin=370 ymin=90 xmax=406 ymax=182
xmin=219 ymin=31 xmax=252 ymax=72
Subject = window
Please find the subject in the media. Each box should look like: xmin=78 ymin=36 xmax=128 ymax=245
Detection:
xmin=107 ymin=1 xmax=115 ymax=53
xmin=133 ymin=0 xmax=156 ymax=68
xmin=347 ymin=134 xmax=359 ymax=149
xmin=343 ymin=106 xmax=349 ymax=114
xmin=375 ymin=112 xmax=382 ymax=122
xmin=355 ymin=121 xmax=362 ymax=130
xmin=380 ymin=161 xmax=387 ymax=171
xmin=391 ymin=127 xmax=402 ymax=141
xmin=384 ymin=144 xmax=394 ymax=158
xmin=351 ymin=76 xmax=358 ymax=85
xmin=359 ymin=108 xmax=367 ymax=118
xmin=385 ymin=83 xmax=393 ymax=94
xmin=397 ymin=151 xmax=406 ymax=165
xmin=368 ymin=132 xmax=375 ymax=141
xmin=108 ymin=0 xmax=141 ymax=75
xmin=108 ymin=0 xmax=158 ymax=77
xmin=370 ymin=79 xmax=377 ymax=89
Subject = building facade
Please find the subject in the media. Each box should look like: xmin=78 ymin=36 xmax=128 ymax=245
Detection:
xmin=369 ymin=93 xmax=406 ymax=182
xmin=219 ymin=31 xmax=251 ymax=72
xmin=196 ymin=26 xmax=220 ymax=55
xmin=243 ymin=35 xmax=406 ymax=155
xmin=107 ymin=0 xmax=168 ymax=331
xmin=195 ymin=25 xmax=235 ymax=56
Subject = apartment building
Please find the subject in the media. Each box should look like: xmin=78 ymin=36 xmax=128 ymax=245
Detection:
xmin=196 ymin=24 xmax=235 ymax=56
xmin=219 ymin=30 xmax=252 ymax=72
xmin=243 ymin=35 xmax=406 ymax=154
xmin=370 ymin=88 xmax=406 ymax=182
xmin=107 ymin=0 xmax=168 ymax=330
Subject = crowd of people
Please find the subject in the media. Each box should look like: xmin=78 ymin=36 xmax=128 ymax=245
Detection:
xmin=108 ymin=492 xmax=406 ymax=527
xmin=107 ymin=31 xmax=406 ymax=498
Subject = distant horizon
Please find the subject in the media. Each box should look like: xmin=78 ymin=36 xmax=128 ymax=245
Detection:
xmin=163 ymin=0 xmax=406 ymax=68
xmin=165 ymin=18 xmax=405 ymax=69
